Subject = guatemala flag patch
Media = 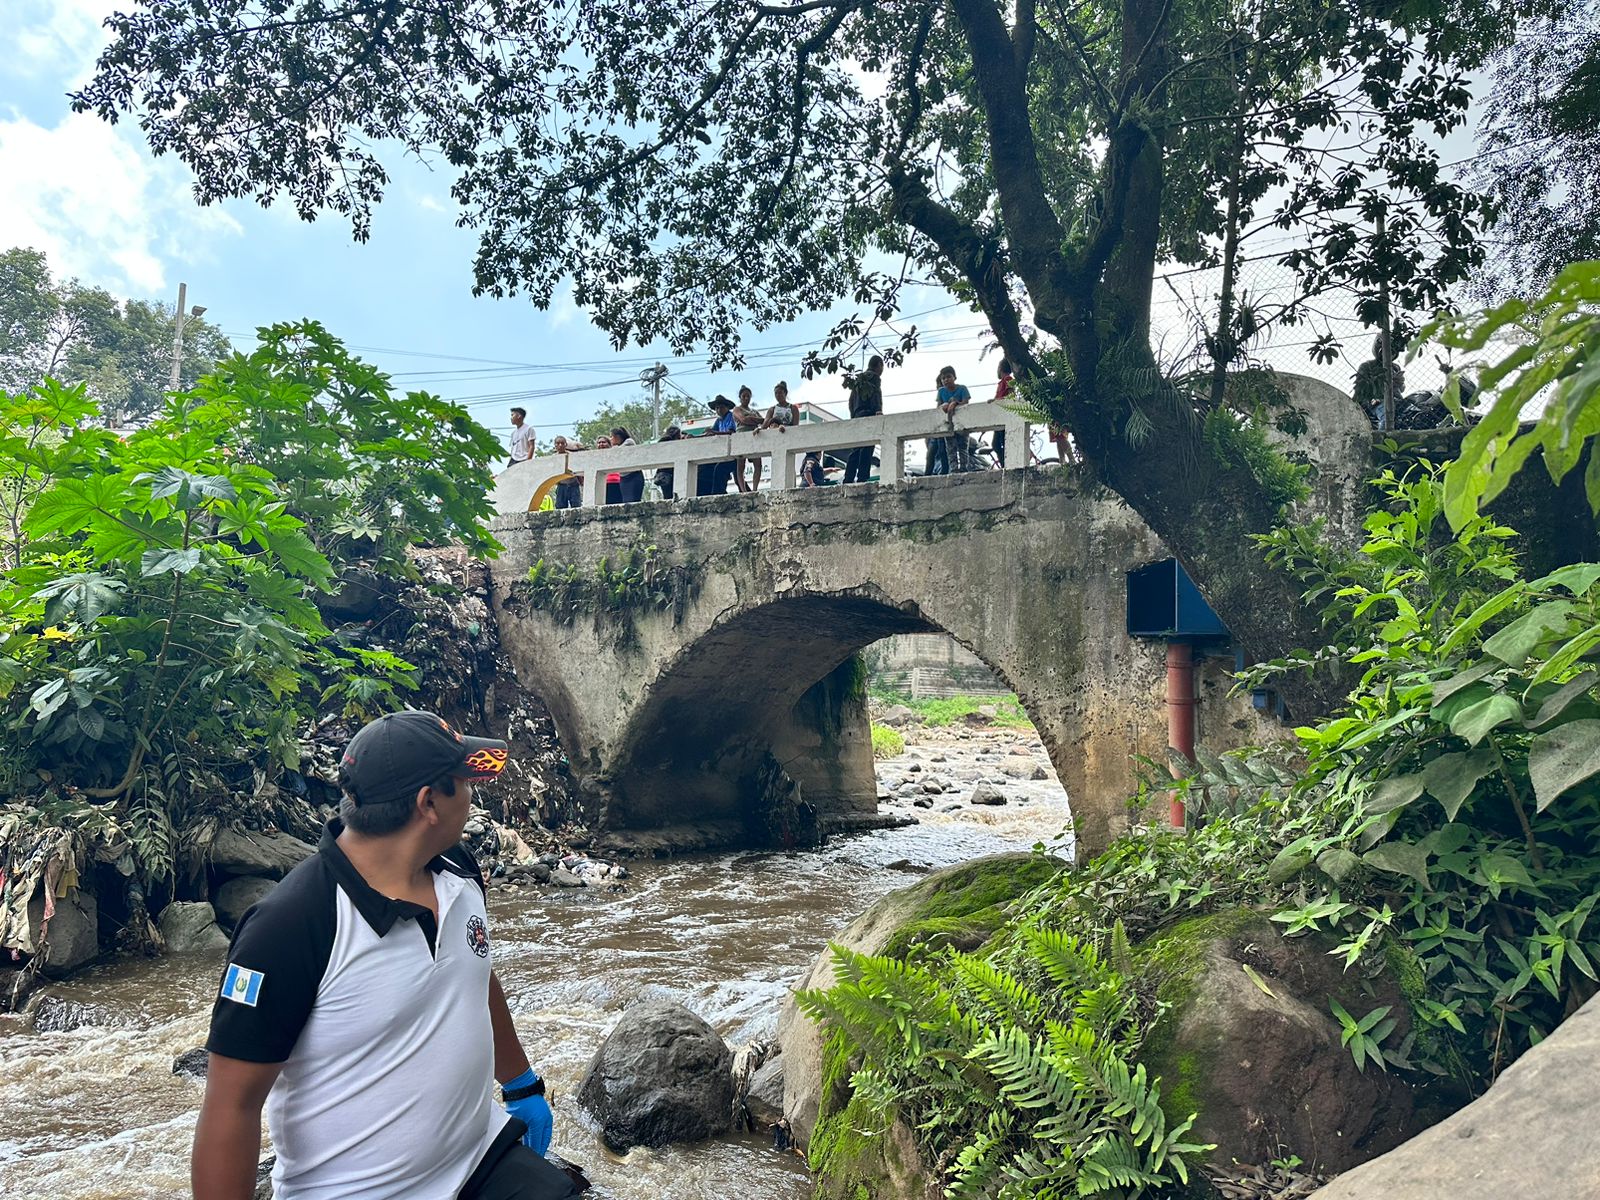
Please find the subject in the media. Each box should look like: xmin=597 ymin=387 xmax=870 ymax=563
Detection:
xmin=221 ymin=963 xmax=264 ymax=1007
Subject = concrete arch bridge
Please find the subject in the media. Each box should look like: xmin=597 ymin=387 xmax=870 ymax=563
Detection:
xmin=486 ymin=456 xmax=1283 ymax=858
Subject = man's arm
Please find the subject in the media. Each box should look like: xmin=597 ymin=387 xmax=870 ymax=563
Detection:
xmin=489 ymin=970 xmax=532 ymax=1083
xmin=192 ymin=1054 xmax=281 ymax=1200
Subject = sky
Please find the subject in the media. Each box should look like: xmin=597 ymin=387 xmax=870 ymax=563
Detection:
xmin=0 ymin=2 xmax=1480 ymax=458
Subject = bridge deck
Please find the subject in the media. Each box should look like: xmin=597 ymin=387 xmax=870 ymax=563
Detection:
xmin=491 ymin=402 xmax=1033 ymax=512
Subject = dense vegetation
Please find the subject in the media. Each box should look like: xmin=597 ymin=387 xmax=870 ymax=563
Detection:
xmin=805 ymin=460 xmax=1600 ymax=1195
xmin=0 ymin=324 xmax=502 ymax=894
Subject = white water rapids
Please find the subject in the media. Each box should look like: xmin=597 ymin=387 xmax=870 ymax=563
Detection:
xmin=0 ymin=730 xmax=1070 ymax=1199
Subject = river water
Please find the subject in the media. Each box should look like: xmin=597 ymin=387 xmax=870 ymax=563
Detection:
xmin=0 ymin=732 xmax=1069 ymax=1199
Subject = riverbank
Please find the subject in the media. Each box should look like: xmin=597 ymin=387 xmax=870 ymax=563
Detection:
xmin=0 ymin=723 xmax=1069 ymax=1199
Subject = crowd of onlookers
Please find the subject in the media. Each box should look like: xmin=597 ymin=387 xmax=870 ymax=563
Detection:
xmin=502 ymin=357 xmax=1075 ymax=507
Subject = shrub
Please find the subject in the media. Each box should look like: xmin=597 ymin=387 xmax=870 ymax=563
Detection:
xmin=871 ymin=723 xmax=904 ymax=758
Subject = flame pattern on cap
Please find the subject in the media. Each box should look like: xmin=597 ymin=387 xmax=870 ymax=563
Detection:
xmin=463 ymin=747 xmax=507 ymax=775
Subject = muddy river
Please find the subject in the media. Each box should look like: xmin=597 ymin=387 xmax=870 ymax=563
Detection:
xmin=0 ymin=729 xmax=1069 ymax=1199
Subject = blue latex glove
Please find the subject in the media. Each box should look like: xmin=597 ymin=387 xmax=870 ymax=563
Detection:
xmin=501 ymin=1068 xmax=553 ymax=1156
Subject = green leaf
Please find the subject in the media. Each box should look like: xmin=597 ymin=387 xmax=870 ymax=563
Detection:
xmin=1268 ymin=846 xmax=1312 ymax=884
xmin=139 ymin=547 xmax=203 ymax=577
xmin=1528 ymin=670 xmax=1600 ymax=728
xmin=1531 ymin=564 xmax=1600 ymax=596
xmin=264 ymin=527 xmax=335 ymax=589
xmin=1527 ymin=720 xmax=1600 ymax=811
xmin=1364 ymin=842 xmax=1431 ymax=888
xmin=1448 ymin=693 xmax=1524 ymax=746
xmin=1367 ymin=773 xmax=1424 ymax=815
xmin=1317 ymin=847 xmax=1362 ymax=882
xmin=1420 ymin=750 xmax=1497 ymax=821
xmin=31 ymin=572 xmax=126 ymax=626
xmin=142 ymin=466 xmax=237 ymax=508
xmin=1482 ymin=601 xmax=1575 ymax=667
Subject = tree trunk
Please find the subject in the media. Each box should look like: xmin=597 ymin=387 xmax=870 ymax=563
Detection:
xmin=938 ymin=0 xmax=1349 ymax=720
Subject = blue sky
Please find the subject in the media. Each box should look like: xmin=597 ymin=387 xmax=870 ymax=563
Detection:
xmin=1 ymin=3 xmax=1483 ymax=455
xmin=0 ymin=1 xmax=1002 ymax=458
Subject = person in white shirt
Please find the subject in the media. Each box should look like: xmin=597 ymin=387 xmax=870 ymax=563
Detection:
xmin=507 ymin=408 xmax=536 ymax=470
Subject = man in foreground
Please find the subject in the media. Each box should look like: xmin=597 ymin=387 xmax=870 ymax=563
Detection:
xmin=191 ymin=710 xmax=578 ymax=1200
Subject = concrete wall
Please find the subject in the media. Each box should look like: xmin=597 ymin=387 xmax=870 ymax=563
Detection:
xmin=488 ymin=467 xmax=1278 ymax=857
xmin=865 ymin=634 xmax=1012 ymax=699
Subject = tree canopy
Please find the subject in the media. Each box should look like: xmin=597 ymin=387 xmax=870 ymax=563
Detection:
xmin=1469 ymin=0 xmax=1600 ymax=302
xmin=0 ymin=247 xmax=231 ymax=425
xmin=571 ymin=389 xmax=704 ymax=448
xmin=73 ymin=0 xmax=1519 ymax=713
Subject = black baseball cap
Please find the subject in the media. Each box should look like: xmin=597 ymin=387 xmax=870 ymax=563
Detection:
xmin=338 ymin=710 xmax=508 ymax=807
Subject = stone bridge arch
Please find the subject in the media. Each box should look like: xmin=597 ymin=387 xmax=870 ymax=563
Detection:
xmin=487 ymin=468 xmax=1275 ymax=857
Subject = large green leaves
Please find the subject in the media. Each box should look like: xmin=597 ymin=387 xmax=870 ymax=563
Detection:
xmin=1529 ymin=721 xmax=1600 ymax=811
xmin=1425 ymin=262 xmax=1600 ymax=528
xmin=31 ymin=572 xmax=125 ymax=625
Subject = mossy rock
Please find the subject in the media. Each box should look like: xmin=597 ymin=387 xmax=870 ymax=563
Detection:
xmin=1136 ymin=909 xmax=1426 ymax=1175
xmin=777 ymin=851 xmax=1067 ymax=1152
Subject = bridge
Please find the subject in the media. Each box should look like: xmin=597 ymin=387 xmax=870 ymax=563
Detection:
xmin=481 ymin=394 xmax=1356 ymax=856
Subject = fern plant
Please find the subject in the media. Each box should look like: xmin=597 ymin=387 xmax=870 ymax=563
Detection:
xmin=799 ymin=921 xmax=1209 ymax=1198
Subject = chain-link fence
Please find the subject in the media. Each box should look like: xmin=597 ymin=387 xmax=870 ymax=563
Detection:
xmin=1147 ymin=247 xmax=1448 ymax=404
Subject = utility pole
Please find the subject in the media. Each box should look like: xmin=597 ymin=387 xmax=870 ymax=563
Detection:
xmin=168 ymin=283 xmax=208 ymax=393
xmin=639 ymin=362 xmax=669 ymax=439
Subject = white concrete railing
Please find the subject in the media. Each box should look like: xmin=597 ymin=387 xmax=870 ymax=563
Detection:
xmin=491 ymin=402 xmax=1031 ymax=513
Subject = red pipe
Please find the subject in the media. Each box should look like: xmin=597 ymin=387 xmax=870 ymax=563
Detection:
xmin=1166 ymin=641 xmax=1195 ymax=829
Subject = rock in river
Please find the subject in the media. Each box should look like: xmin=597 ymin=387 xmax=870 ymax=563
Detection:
xmin=745 ymin=1056 xmax=785 ymax=1128
xmin=215 ymin=876 xmax=277 ymax=927
xmin=158 ymin=902 xmax=229 ymax=954
xmin=577 ymin=1000 xmax=734 ymax=1150
xmin=969 ymin=782 xmax=1007 ymax=806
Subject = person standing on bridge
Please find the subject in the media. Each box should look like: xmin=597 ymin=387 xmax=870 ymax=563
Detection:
xmin=844 ymin=355 xmax=884 ymax=484
xmin=552 ymin=435 xmax=585 ymax=510
xmin=758 ymin=380 xmax=800 ymax=433
xmin=506 ymin=407 xmax=536 ymax=473
xmin=697 ymin=395 xmax=740 ymax=496
xmin=191 ymin=710 xmax=578 ymax=1200
xmin=935 ymin=366 xmax=973 ymax=473
xmin=610 ymin=426 xmax=644 ymax=503
xmin=731 ymin=385 xmax=765 ymax=492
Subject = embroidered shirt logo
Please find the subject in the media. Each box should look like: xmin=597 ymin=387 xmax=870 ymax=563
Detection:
xmin=466 ymin=914 xmax=490 ymax=958
xmin=221 ymin=963 xmax=265 ymax=1007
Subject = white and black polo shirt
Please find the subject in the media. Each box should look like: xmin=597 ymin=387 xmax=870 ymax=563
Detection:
xmin=207 ymin=821 xmax=510 ymax=1200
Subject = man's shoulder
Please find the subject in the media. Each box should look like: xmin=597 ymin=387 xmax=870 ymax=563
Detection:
xmin=239 ymin=850 xmax=337 ymax=928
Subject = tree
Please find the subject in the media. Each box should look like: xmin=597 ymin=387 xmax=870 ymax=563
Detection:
xmin=0 ymin=328 xmax=505 ymax=887
xmin=1469 ymin=0 xmax=1600 ymax=303
xmin=0 ymin=247 xmax=231 ymax=423
xmin=572 ymin=388 xmax=704 ymax=448
xmin=74 ymin=1 xmax=1501 ymax=715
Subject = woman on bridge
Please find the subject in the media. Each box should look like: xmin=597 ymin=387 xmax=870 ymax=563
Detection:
xmin=731 ymin=385 xmax=765 ymax=492
xmin=758 ymin=381 xmax=800 ymax=434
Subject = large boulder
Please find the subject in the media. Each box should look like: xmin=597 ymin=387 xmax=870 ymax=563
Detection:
xmin=26 ymin=886 xmax=98 ymax=976
xmin=1137 ymin=910 xmax=1424 ymax=1175
xmin=215 ymin=876 xmax=277 ymax=927
xmin=576 ymin=1000 xmax=734 ymax=1150
xmin=208 ymin=828 xmax=315 ymax=879
xmin=1307 ymin=993 xmax=1600 ymax=1199
xmin=777 ymin=851 xmax=1065 ymax=1147
xmin=159 ymin=901 xmax=230 ymax=954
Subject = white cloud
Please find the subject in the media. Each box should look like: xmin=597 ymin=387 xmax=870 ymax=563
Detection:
xmin=0 ymin=109 xmax=242 ymax=295
xmin=3 ymin=0 xmax=117 ymax=87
